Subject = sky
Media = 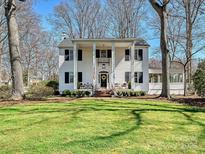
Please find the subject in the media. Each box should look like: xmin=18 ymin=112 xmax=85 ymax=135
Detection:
xmin=32 ymin=0 xmax=205 ymax=59
xmin=32 ymin=0 xmax=160 ymax=58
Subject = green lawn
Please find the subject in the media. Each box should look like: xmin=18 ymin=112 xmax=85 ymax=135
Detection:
xmin=0 ymin=99 xmax=204 ymax=154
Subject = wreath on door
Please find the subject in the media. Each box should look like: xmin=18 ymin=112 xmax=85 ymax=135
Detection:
xmin=101 ymin=75 xmax=107 ymax=80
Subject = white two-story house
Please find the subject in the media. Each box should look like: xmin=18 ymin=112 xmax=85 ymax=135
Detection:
xmin=58 ymin=38 xmax=149 ymax=93
xmin=58 ymin=38 xmax=185 ymax=95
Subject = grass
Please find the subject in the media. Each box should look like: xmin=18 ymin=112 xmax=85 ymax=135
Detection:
xmin=0 ymin=98 xmax=204 ymax=154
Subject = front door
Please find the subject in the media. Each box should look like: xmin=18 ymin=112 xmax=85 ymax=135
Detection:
xmin=101 ymin=74 xmax=107 ymax=88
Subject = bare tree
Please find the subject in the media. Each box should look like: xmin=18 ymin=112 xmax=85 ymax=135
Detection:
xmin=149 ymin=0 xmax=170 ymax=98
xmin=107 ymin=0 xmax=146 ymax=38
xmin=49 ymin=0 xmax=106 ymax=39
xmin=172 ymin=0 xmax=205 ymax=85
xmin=5 ymin=0 xmax=25 ymax=100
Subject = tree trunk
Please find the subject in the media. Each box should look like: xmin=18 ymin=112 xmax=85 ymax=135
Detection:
xmin=149 ymin=0 xmax=170 ymax=98
xmin=185 ymin=0 xmax=193 ymax=91
xmin=5 ymin=0 xmax=24 ymax=100
xmin=183 ymin=66 xmax=187 ymax=96
xmin=160 ymin=10 xmax=170 ymax=98
xmin=0 ymin=43 xmax=2 ymax=83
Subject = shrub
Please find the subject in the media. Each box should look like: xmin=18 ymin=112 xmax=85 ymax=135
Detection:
xmin=0 ymin=85 xmax=11 ymax=99
xmin=193 ymin=60 xmax=205 ymax=97
xmin=70 ymin=91 xmax=77 ymax=97
xmin=27 ymin=82 xmax=54 ymax=98
xmin=130 ymin=91 xmax=136 ymax=96
xmin=62 ymin=90 xmax=71 ymax=96
xmin=116 ymin=91 xmax=121 ymax=96
xmin=85 ymin=91 xmax=91 ymax=96
xmin=75 ymin=90 xmax=84 ymax=98
xmin=46 ymin=80 xmax=59 ymax=95
xmin=128 ymin=81 xmax=131 ymax=89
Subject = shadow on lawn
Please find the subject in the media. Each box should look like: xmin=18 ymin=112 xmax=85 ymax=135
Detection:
xmin=0 ymin=99 xmax=204 ymax=145
xmin=60 ymin=101 xmax=205 ymax=146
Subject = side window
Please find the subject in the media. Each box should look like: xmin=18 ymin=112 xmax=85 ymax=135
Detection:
xmin=65 ymin=50 xmax=69 ymax=61
xmin=65 ymin=72 xmax=74 ymax=83
xmin=134 ymin=49 xmax=143 ymax=61
xmin=125 ymin=49 xmax=130 ymax=61
xmin=69 ymin=50 xmax=73 ymax=60
xmin=134 ymin=72 xmax=143 ymax=83
xmin=125 ymin=72 xmax=131 ymax=83
xmin=65 ymin=49 xmax=73 ymax=61
xmin=78 ymin=49 xmax=82 ymax=61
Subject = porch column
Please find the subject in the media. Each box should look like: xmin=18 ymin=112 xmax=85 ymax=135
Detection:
xmin=131 ymin=42 xmax=135 ymax=90
xmin=92 ymin=42 xmax=96 ymax=90
xmin=111 ymin=42 xmax=115 ymax=88
xmin=73 ymin=42 xmax=78 ymax=90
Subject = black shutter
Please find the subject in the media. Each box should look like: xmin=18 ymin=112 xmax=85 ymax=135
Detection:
xmin=138 ymin=49 xmax=143 ymax=60
xmin=139 ymin=72 xmax=143 ymax=83
xmin=65 ymin=72 xmax=69 ymax=83
xmin=78 ymin=49 xmax=82 ymax=61
xmin=134 ymin=50 xmax=138 ymax=60
xmin=125 ymin=49 xmax=130 ymax=55
xmin=107 ymin=50 xmax=112 ymax=58
xmin=96 ymin=49 xmax=100 ymax=58
xmin=78 ymin=72 xmax=82 ymax=82
xmin=65 ymin=50 xmax=69 ymax=61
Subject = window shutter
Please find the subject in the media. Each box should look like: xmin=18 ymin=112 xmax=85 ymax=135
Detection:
xmin=78 ymin=49 xmax=82 ymax=61
xmin=138 ymin=49 xmax=143 ymax=60
xmin=65 ymin=50 xmax=69 ymax=61
xmin=107 ymin=50 xmax=112 ymax=58
xmin=78 ymin=72 xmax=82 ymax=82
xmin=139 ymin=72 xmax=143 ymax=83
xmin=125 ymin=49 xmax=130 ymax=55
xmin=65 ymin=72 xmax=69 ymax=83
xmin=96 ymin=49 xmax=100 ymax=58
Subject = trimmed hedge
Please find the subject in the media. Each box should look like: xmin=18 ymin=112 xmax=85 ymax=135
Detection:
xmin=62 ymin=90 xmax=91 ymax=97
xmin=115 ymin=90 xmax=145 ymax=97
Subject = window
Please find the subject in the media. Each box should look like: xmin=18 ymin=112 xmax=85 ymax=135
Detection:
xmin=170 ymin=73 xmax=183 ymax=83
xmin=125 ymin=72 xmax=131 ymax=83
xmin=135 ymin=49 xmax=143 ymax=61
xmin=149 ymin=73 xmax=162 ymax=83
xmin=101 ymin=50 xmax=107 ymax=58
xmin=125 ymin=49 xmax=130 ymax=61
xmin=134 ymin=72 xmax=143 ymax=83
xmin=65 ymin=72 xmax=74 ymax=83
xmin=78 ymin=49 xmax=82 ymax=61
xmin=65 ymin=49 xmax=73 ymax=61
xmin=78 ymin=72 xmax=82 ymax=83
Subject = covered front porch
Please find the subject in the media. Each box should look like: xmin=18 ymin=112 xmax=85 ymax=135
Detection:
xmin=71 ymin=38 xmax=137 ymax=90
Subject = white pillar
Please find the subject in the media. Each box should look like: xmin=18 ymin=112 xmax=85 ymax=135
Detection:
xmin=73 ymin=42 xmax=77 ymax=90
xmin=131 ymin=42 xmax=135 ymax=90
xmin=93 ymin=42 xmax=96 ymax=90
xmin=112 ymin=42 xmax=115 ymax=89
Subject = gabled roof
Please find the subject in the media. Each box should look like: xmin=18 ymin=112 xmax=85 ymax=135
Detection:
xmin=58 ymin=38 xmax=150 ymax=48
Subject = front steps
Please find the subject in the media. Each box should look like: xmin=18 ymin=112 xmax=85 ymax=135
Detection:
xmin=94 ymin=90 xmax=113 ymax=97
